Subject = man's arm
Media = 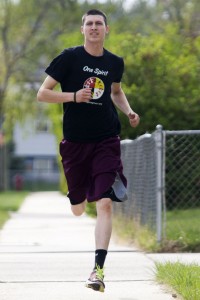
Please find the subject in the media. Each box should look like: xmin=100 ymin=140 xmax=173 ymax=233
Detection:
xmin=37 ymin=75 xmax=92 ymax=104
xmin=111 ymin=82 xmax=140 ymax=128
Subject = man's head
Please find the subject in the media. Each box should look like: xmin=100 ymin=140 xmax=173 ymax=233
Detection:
xmin=82 ymin=9 xmax=107 ymax=26
xmin=81 ymin=9 xmax=109 ymax=45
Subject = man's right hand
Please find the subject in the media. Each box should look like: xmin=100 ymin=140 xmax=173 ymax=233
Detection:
xmin=76 ymin=88 xmax=92 ymax=103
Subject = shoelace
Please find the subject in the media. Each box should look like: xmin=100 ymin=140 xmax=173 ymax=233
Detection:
xmin=95 ymin=265 xmax=104 ymax=281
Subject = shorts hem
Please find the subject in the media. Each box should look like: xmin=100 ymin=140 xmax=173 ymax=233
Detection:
xmin=87 ymin=187 xmax=127 ymax=203
xmin=67 ymin=194 xmax=86 ymax=206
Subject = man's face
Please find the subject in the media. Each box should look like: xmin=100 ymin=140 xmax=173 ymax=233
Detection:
xmin=81 ymin=15 xmax=109 ymax=43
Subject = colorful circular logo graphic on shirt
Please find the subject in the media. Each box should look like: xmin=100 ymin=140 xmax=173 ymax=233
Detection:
xmin=83 ymin=77 xmax=104 ymax=99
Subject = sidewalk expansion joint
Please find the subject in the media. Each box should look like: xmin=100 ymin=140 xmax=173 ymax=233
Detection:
xmin=0 ymin=250 xmax=141 ymax=254
xmin=0 ymin=279 xmax=154 ymax=284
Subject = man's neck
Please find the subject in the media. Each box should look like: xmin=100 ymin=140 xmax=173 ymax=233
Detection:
xmin=84 ymin=43 xmax=104 ymax=57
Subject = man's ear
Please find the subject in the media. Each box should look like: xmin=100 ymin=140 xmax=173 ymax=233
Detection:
xmin=81 ymin=26 xmax=84 ymax=34
xmin=106 ymin=25 xmax=110 ymax=34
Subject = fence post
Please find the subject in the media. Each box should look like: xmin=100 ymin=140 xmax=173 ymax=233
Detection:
xmin=155 ymin=124 xmax=163 ymax=243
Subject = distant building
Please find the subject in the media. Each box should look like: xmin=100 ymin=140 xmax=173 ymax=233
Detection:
xmin=11 ymin=117 xmax=60 ymax=191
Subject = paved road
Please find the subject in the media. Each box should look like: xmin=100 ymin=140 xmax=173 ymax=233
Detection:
xmin=0 ymin=191 xmax=193 ymax=300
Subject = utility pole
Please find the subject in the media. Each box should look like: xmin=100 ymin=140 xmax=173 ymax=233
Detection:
xmin=0 ymin=130 xmax=7 ymax=191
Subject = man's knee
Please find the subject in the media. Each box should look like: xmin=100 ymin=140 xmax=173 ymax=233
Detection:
xmin=71 ymin=201 xmax=86 ymax=216
xmin=96 ymin=198 xmax=112 ymax=215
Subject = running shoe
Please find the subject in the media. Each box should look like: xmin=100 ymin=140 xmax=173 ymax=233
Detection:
xmin=85 ymin=265 xmax=105 ymax=292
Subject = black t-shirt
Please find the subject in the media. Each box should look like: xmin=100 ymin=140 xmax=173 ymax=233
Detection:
xmin=45 ymin=46 xmax=124 ymax=142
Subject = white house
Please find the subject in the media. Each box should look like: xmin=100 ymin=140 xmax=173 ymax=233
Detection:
xmin=12 ymin=117 xmax=60 ymax=190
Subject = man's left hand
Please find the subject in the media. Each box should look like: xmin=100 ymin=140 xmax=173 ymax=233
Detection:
xmin=128 ymin=112 xmax=140 ymax=128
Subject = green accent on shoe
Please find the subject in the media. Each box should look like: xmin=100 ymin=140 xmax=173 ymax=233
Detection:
xmin=95 ymin=264 xmax=104 ymax=281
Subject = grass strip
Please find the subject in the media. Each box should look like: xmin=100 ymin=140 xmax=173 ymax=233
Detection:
xmin=156 ymin=261 xmax=200 ymax=300
xmin=165 ymin=209 xmax=200 ymax=252
xmin=0 ymin=191 xmax=29 ymax=228
xmin=111 ymin=208 xmax=200 ymax=252
xmin=112 ymin=213 xmax=159 ymax=252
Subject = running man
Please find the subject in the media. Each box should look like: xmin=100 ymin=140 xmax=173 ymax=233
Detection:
xmin=37 ymin=9 xmax=140 ymax=292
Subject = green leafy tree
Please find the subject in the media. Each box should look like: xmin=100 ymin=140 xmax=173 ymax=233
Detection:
xmin=0 ymin=0 xmax=82 ymax=135
xmin=105 ymin=27 xmax=200 ymax=138
xmin=155 ymin=0 xmax=200 ymax=36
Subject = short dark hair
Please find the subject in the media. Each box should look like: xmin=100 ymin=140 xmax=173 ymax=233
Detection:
xmin=82 ymin=9 xmax=107 ymax=26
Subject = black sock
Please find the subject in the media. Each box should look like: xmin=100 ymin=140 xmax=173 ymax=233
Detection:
xmin=94 ymin=249 xmax=107 ymax=270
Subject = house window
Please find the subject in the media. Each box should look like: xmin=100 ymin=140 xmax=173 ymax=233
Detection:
xmin=33 ymin=158 xmax=58 ymax=171
xmin=34 ymin=159 xmax=50 ymax=171
xmin=35 ymin=120 xmax=51 ymax=133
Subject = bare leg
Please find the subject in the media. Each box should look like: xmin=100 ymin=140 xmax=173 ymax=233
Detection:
xmin=95 ymin=198 xmax=113 ymax=250
xmin=85 ymin=198 xmax=112 ymax=292
xmin=71 ymin=200 xmax=86 ymax=216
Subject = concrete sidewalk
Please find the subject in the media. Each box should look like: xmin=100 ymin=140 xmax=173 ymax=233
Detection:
xmin=0 ymin=191 xmax=186 ymax=300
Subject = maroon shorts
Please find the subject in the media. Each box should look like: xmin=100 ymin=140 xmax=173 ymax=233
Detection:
xmin=59 ymin=136 xmax=127 ymax=205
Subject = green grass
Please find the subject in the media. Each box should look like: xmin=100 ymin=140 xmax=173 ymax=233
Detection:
xmin=163 ymin=208 xmax=200 ymax=252
xmin=156 ymin=262 xmax=200 ymax=300
xmin=112 ymin=214 xmax=159 ymax=252
xmin=85 ymin=202 xmax=97 ymax=218
xmin=111 ymin=208 xmax=200 ymax=253
xmin=0 ymin=191 xmax=29 ymax=228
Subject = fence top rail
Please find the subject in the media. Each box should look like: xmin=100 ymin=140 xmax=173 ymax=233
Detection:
xmin=164 ymin=130 xmax=200 ymax=135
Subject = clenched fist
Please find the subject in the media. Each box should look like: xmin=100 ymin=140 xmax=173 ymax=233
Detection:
xmin=128 ymin=112 xmax=140 ymax=128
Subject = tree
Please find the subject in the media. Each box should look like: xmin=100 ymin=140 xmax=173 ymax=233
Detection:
xmin=155 ymin=0 xmax=200 ymax=36
xmin=0 ymin=0 xmax=83 ymax=134
xmin=103 ymin=24 xmax=200 ymax=138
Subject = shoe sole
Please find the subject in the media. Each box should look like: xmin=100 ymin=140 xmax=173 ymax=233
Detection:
xmin=85 ymin=282 xmax=105 ymax=293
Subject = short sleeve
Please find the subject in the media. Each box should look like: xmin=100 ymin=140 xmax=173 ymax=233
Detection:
xmin=45 ymin=49 xmax=72 ymax=83
xmin=114 ymin=57 xmax=124 ymax=83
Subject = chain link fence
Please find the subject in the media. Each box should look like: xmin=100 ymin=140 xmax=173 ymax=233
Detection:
xmin=164 ymin=130 xmax=200 ymax=210
xmin=113 ymin=126 xmax=200 ymax=245
xmin=116 ymin=135 xmax=157 ymax=229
